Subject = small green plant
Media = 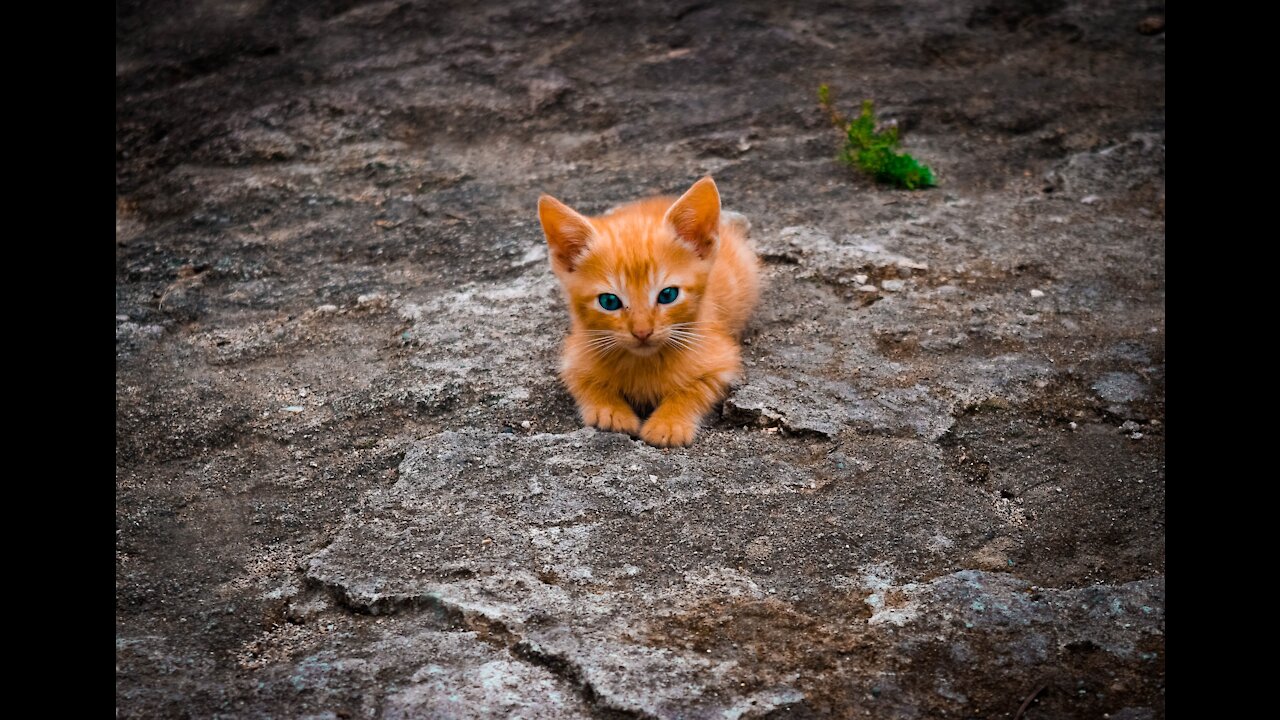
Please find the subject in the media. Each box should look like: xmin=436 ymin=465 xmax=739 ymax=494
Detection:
xmin=818 ymin=85 xmax=935 ymax=190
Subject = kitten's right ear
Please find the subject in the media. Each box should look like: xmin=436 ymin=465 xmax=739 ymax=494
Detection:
xmin=538 ymin=194 xmax=595 ymax=273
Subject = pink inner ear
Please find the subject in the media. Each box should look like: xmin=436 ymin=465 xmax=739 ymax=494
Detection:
xmin=549 ymin=234 xmax=583 ymax=270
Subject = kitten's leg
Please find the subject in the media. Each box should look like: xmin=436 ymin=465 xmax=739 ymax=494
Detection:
xmin=640 ymin=375 xmax=729 ymax=448
xmin=564 ymin=374 xmax=641 ymax=436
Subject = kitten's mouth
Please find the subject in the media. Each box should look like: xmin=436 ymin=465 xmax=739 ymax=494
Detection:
xmin=627 ymin=342 xmax=661 ymax=356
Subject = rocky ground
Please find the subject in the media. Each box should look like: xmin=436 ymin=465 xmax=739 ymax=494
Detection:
xmin=116 ymin=1 xmax=1165 ymax=717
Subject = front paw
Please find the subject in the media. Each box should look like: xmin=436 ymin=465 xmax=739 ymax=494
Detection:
xmin=640 ymin=416 xmax=698 ymax=448
xmin=581 ymin=403 xmax=641 ymax=435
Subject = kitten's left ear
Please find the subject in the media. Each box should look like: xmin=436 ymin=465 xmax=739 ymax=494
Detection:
xmin=664 ymin=176 xmax=721 ymax=258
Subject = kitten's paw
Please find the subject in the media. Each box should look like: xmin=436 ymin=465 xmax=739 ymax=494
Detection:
xmin=582 ymin=404 xmax=641 ymax=436
xmin=640 ymin=417 xmax=698 ymax=448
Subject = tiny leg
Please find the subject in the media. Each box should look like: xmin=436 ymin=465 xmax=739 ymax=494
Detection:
xmin=640 ymin=376 xmax=728 ymax=448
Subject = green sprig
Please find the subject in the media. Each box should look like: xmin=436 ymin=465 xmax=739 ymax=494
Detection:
xmin=818 ymin=86 xmax=936 ymax=190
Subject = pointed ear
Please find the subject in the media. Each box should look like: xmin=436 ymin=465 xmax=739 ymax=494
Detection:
xmin=538 ymin=194 xmax=595 ymax=273
xmin=664 ymin=176 xmax=721 ymax=258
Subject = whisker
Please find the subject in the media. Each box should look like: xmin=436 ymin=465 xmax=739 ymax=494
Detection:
xmin=664 ymin=336 xmax=695 ymax=352
xmin=668 ymin=321 xmax=711 ymax=329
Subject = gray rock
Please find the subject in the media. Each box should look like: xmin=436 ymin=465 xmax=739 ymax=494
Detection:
xmin=1095 ymin=373 xmax=1147 ymax=404
xmin=300 ymin=427 xmax=1164 ymax=718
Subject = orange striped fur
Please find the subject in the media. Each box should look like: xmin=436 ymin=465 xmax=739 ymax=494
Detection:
xmin=537 ymin=176 xmax=761 ymax=447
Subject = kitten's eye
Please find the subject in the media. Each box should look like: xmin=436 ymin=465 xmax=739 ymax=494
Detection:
xmin=598 ymin=293 xmax=622 ymax=311
xmin=657 ymin=287 xmax=679 ymax=304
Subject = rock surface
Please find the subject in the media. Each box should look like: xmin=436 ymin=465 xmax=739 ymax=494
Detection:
xmin=117 ymin=1 xmax=1164 ymax=718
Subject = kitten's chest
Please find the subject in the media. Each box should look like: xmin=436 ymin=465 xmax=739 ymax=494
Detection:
xmin=616 ymin=367 xmax=668 ymax=409
xmin=609 ymin=357 xmax=688 ymax=408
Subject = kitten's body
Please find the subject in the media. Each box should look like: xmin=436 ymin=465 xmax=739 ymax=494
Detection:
xmin=538 ymin=177 xmax=760 ymax=447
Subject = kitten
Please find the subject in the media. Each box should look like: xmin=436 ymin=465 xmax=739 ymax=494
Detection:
xmin=537 ymin=176 xmax=761 ymax=447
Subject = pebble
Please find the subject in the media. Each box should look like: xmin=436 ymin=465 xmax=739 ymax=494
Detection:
xmin=316 ymin=304 xmax=339 ymax=313
xmin=521 ymin=420 xmax=532 ymax=429
xmin=1119 ymin=420 xmax=1141 ymax=433
xmin=1030 ymin=289 xmax=1045 ymax=298
xmin=853 ymin=274 xmax=868 ymax=285
xmin=1068 ymin=421 xmax=1078 ymax=430
xmin=1137 ymin=15 xmax=1165 ymax=35
xmin=857 ymin=284 xmax=879 ymax=293
xmin=1081 ymin=195 xmax=1101 ymax=205
xmin=881 ymin=279 xmax=906 ymax=292
xmin=283 ymin=406 xmax=305 ymax=413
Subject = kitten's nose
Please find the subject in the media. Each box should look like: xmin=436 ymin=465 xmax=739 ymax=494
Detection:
xmin=632 ymin=328 xmax=653 ymax=343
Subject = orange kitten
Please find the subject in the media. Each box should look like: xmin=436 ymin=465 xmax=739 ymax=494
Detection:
xmin=537 ymin=176 xmax=761 ymax=447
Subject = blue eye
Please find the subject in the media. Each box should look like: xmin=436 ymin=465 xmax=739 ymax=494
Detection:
xmin=598 ymin=293 xmax=622 ymax=311
xmin=657 ymin=287 xmax=679 ymax=304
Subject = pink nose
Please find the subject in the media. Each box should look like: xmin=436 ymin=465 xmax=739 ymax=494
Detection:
xmin=632 ymin=329 xmax=653 ymax=342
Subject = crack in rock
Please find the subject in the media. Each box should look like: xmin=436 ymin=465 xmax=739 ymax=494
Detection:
xmin=754 ymin=225 xmax=930 ymax=287
xmin=729 ymin=224 xmax=1057 ymax=441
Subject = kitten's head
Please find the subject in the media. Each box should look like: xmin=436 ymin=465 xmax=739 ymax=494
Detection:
xmin=538 ymin=176 xmax=721 ymax=357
